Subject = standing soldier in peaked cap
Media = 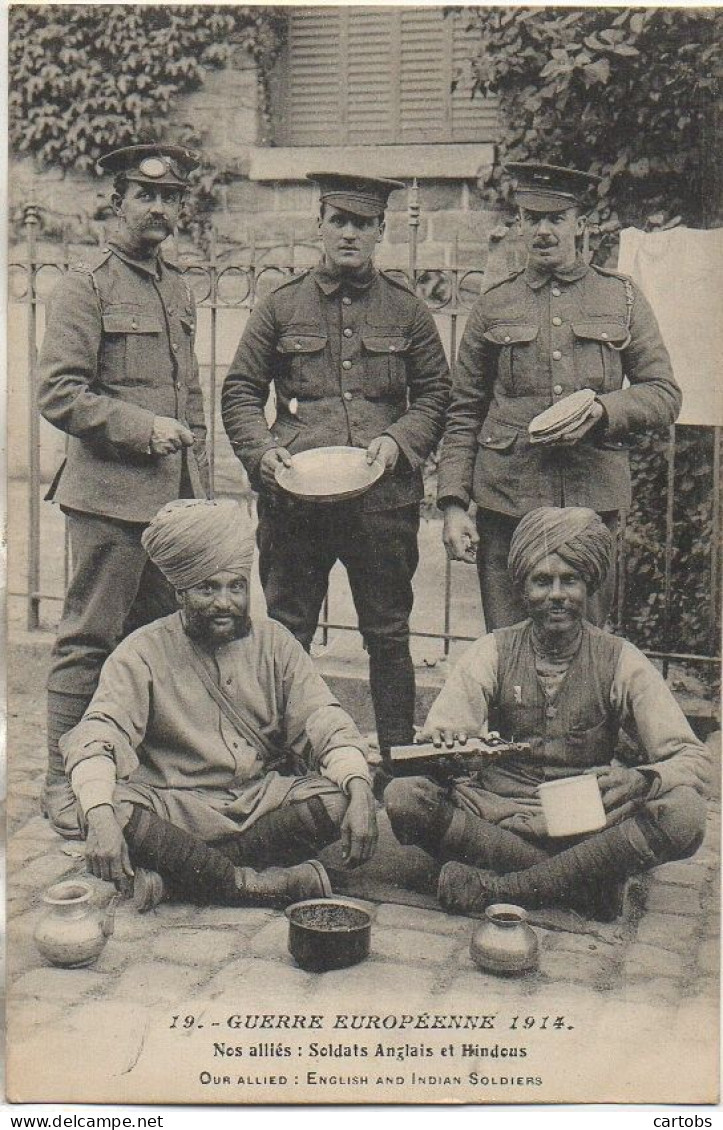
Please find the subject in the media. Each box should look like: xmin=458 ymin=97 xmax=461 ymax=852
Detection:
xmin=222 ymin=173 xmax=451 ymax=758
xmin=438 ymin=162 xmax=681 ymax=630
xmin=38 ymin=143 xmax=210 ymax=838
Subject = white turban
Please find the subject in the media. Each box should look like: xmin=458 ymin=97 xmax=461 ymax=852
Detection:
xmin=141 ymin=499 xmax=255 ymax=590
xmin=508 ymin=507 xmax=614 ymax=594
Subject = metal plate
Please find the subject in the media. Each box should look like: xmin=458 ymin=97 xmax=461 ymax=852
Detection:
xmin=275 ymin=446 xmax=385 ymax=503
xmin=528 ymin=388 xmax=596 ymax=437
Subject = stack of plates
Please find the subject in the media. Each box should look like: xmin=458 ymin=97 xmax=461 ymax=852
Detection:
xmin=275 ymin=446 xmax=385 ymax=503
xmin=528 ymin=389 xmax=597 ymax=445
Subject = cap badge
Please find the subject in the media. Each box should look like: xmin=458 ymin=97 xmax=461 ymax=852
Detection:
xmin=139 ymin=157 xmax=168 ymax=179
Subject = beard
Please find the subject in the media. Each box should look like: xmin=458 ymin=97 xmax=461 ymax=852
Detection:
xmin=182 ymin=609 xmax=252 ymax=649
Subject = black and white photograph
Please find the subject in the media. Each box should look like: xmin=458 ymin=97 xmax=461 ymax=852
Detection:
xmin=5 ymin=2 xmax=722 ymax=1108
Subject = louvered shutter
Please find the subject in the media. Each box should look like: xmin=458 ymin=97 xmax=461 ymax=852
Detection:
xmin=278 ymin=7 xmax=496 ymax=146
xmin=281 ymin=9 xmax=344 ymax=145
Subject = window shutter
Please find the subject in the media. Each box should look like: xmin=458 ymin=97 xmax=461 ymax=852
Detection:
xmin=282 ymin=9 xmax=344 ymax=145
xmin=346 ymin=9 xmax=394 ymax=144
xmin=398 ymin=8 xmax=449 ymax=142
xmin=280 ymin=7 xmax=496 ymax=146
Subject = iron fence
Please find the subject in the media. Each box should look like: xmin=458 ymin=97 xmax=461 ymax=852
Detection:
xmin=9 ymin=201 xmax=722 ymax=685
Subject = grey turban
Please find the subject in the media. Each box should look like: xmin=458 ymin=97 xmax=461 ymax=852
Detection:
xmin=141 ymin=499 xmax=255 ymax=590
xmin=508 ymin=507 xmax=614 ymax=594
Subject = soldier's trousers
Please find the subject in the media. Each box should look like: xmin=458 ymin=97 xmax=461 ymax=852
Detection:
xmin=48 ymin=509 xmax=178 ymax=700
xmin=476 ymin=508 xmax=619 ymax=630
xmin=257 ymin=497 xmax=419 ymax=751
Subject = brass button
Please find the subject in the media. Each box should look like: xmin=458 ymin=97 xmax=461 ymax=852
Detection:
xmin=552 ymin=350 xmax=562 ymax=361
xmin=601 ymin=331 xmax=609 ymax=339
xmin=553 ymin=384 xmax=563 ymax=395
xmin=551 ymin=286 xmax=561 ymax=297
xmin=172 ymin=343 xmax=179 ymax=352
xmin=546 ymin=705 xmax=557 ymax=719
xmin=342 ymin=296 xmax=352 ymax=306
xmin=552 ymin=316 xmax=562 ymax=326
xmin=344 ymin=391 xmax=353 ymax=401
xmin=131 ymin=320 xmax=138 ymax=329
xmin=342 ymin=360 xmax=352 ymax=370
xmin=294 ymin=341 xmax=302 ymax=349
xmin=226 ymin=677 xmax=232 ymax=686
xmin=504 ymin=335 xmax=511 ymax=343
xmin=343 ymin=328 xmax=353 ymax=338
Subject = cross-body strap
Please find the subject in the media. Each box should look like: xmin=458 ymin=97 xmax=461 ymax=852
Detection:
xmin=185 ymin=637 xmax=284 ymax=764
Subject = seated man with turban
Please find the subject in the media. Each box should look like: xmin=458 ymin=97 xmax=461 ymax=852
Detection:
xmin=60 ymin=499 xmax=377 ymax=910
xmin=385 ymin=507 xmax=709 ymax=920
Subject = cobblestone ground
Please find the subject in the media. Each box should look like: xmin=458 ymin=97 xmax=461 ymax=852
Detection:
xmin=6 ymin=640 xmax=721 ymax=1106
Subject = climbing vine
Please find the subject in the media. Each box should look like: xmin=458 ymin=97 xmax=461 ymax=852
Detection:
xmin=9 ymin=5 xmax=286 ymax=227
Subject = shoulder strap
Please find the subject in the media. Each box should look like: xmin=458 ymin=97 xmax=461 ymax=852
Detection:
xmin=185 ymin=638 xmax=282 ymax=761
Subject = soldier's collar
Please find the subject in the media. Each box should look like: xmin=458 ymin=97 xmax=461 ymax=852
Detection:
xmin=523 ymin=256 xmax=590 ymax=289
xmin=313 ymin=259 xmax=377 ymax=295
xmin=107 ymin=236 xmax=163 ymax=278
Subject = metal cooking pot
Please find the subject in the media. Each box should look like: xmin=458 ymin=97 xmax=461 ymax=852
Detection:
xmin=285 ymin=898 xmax=371 ymax=972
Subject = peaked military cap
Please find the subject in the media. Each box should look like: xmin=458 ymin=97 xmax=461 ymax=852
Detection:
xmin=307 ymin=172 xmax=406 ymax=218
xmin=505 ymin=162 xmax=603 ymax=212
xmin=97 ymin=144 xmax=199 ymax=189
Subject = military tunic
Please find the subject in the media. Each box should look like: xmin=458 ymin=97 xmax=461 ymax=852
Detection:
xmin=438 ymin=258 xmax=680 ymax=515
xmin=38 ymin=237 xmax=209 ymax=701
xmin=221 ymin=262 xmax=450 ymax=750
xmin=437 ymin=258 xmax=681 ymax=629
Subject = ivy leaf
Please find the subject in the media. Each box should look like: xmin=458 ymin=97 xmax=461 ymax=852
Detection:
xmin=584 ymin=58 xmax=611 ymax=85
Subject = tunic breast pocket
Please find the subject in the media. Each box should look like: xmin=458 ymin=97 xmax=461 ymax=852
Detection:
xmin=482 ymin=324 xmax=539 ymax=396
xmin=571 ymin=322 xmax=630 ymax=392
xmin=101 ymin=310 xmax=163 ymax=387
xmin=275 ymin=332 xmax=328 ymax=399
xmin=361 ymin=333 xmax=410 ymax=400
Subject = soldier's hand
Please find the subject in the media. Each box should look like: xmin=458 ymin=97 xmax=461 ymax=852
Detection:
xmin=259 ymin=446 xmax=293 ymax=492
xmin=340 ymin=779 xmax=378 ymax=868
xmin=85 ymin=805 xmax=134 ymax=890
xmin=442 ymin=505 xmax=479 ymax=563
xmin=594 ymin=765 xmax=649 ymax=812
xmin=366 ymin=434 xmax=399 ymax=472
xmin=150 ymin=416 xmax=194 ymax=455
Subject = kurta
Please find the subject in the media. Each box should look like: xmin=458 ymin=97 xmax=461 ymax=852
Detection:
xmin=60 ymin=613 xmax=370 ymax=841
xmin=424 ymin=621 xmax=709 ymax=840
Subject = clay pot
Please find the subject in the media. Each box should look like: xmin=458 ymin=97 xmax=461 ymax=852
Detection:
xmin=34 ymin=880 xmax=117 ymax=968
xmin=470 ymin=903 xmax=539 ymax=975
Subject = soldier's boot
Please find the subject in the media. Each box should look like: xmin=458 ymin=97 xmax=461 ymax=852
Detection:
xmin=438 ymin=811 xmax=667 ymax=920
xmin=235 ymin=860 xmax=332 ymax=908
xmin=41 ymin=690 xmax=92 ymax=840
xmin=385 ymin=777 xmax=547 ymax=870
xmin=124 ymin=807 xmax=331 ymax=913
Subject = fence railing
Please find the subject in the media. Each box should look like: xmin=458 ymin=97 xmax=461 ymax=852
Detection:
xmin=9 ymin=202 xmax=722 ymax=686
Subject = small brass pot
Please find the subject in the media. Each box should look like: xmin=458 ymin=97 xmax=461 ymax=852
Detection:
xmin=470 ymin=903 xmax=539 ymax=975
